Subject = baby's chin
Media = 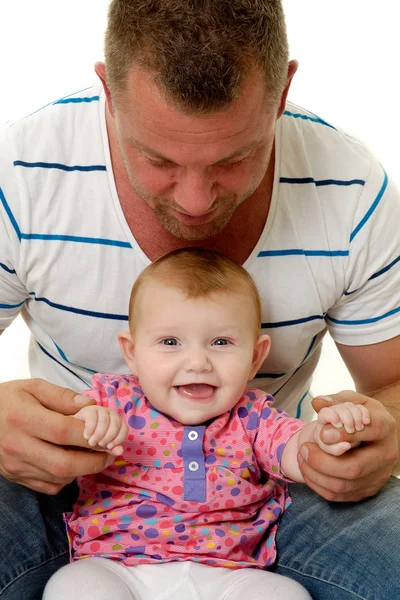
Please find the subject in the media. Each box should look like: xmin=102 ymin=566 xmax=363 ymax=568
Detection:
xmin=168 ymin=407 xmax=220 ymax=427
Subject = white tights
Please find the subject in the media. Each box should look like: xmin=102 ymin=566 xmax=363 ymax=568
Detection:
xmin=43 ymin=558 xmax=311 ymax=600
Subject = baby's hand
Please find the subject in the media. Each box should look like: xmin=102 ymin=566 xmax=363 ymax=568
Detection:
xmin=315 ymin=401 xmax=370 ymax=456
xmin=73 ymin=405 xmax=129 ymax=456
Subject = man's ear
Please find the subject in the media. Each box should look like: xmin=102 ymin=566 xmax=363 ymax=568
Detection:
xmin=118 ymin=330 xmax=137 ymax=372
xmin=249 ymin=334 xmax=271 ymax=380
xmin=277 ymin=59 xmax=299 ymax=120
xmin=94 ymin=61 xmax=115 ymax=117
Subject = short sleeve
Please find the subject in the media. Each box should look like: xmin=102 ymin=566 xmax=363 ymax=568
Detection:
xmin=0 ymin=126 xmax=30 ymax=330
xmin=326 ymin=158 xmax=400 ymax=345
xmin=250 ymin=393 xmax=305 ymax=479
xmin=82 ymin=373 xmax=112 ymax=407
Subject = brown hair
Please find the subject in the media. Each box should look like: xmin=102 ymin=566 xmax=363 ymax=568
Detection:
xmin=105 ymin=0 xmax=289 ymax=113
xmin=129 ymin=247 xmax=262 ymax=337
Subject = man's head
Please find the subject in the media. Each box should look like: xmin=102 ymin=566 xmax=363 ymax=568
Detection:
xmin=96 ymin=1 xmax=297 ymax=241
xmin=104 ymin=0 xmax=289 ymax=113
xmin=118 ymin=248 xmax=270 ymax=424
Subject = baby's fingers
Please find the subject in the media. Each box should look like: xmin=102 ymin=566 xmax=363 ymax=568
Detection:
xmin=82 ymin=411 xmax=99 ymax=442
xmin=335 ymin=402 xmax=370 ymax=433
xmin=98 ymin=412 xmax=124 ymax=447
xmin=106 ymin=421 xmax=129 ymax=449
xmin=88 ymin=410 xmax=111 ymax=447
xmin=318 ymin=406 xmax=343 ymax=428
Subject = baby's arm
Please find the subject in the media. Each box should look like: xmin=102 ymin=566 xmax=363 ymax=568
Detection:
xmin=73 ymin=405 xmax=129 ymax=456
xmin=280 ymin=402 xmax=370 ymax=482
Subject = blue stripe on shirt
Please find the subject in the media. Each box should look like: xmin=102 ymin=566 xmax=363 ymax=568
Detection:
xmin=327 ymin=306 xmax=400 ymax=325
xmin=28 ymin=292 xmax=128 ymax=321
xmin=262 ymin=314 xmax=325 ymax=329
xmin=258 ymin=249 xmax=348 ymax=257
xmin=0 ymin=187 xmax=22 ymax=240
xmin=344 ymin=254 xmax=400 ymax=296
xmin=280 ymin=177 xmax=365 ymax=187
xmin=284 ymin=110 xmax=335 ymax=130
xmin=37 ymin=343 xmax=88 ymax=385
xmin=0 ymin=262 xmax=16 ymax=274
xmin=54 ymin=96 xmax=100 ymax=105
xmin=15 ymin=87 xmax=97 ymax=122
xmin=1 ymin=187 xmax=131 ymax=248
xmin=0 ymin=301 xmax=24 ymax=309
xmin=296 ymin=390 xmax=309 ymax=419
xmin=13 ymin=161 xmax=107 ymax=172
xmin=255 ymin=334 xmax=318 ymax=380
xmin=350 ymin=168 xmax=388 ymax=242
xmin=53 ymin=340 xmax=97 ymax=374
xmin=20 ymin=234 xmax=132 ymax=248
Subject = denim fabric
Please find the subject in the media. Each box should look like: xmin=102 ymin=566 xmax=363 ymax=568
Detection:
xmin=0 ymin=478 xmax=78 ymax=600
xmin=275 ymin=479 xmax=400 ymax=599
xmin=0 ymin=476 xmax=399 ymax=600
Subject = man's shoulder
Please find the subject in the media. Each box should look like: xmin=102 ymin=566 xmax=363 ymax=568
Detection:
xmin=3 ymin=85 xmax=103 ymax=159
xmin=282 ymin=102 xmax=372 ymax=171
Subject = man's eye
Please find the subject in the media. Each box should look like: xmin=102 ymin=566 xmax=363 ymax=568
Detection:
xmin=212 ymin=339 xmax=229 ymax=346
xmin=162 ymin=338 xmax=178 ymax=346
xmin=220 ymin=158 xmax=246 ymax=168
xmin=147 ymin=159 xmax=174 ymax=169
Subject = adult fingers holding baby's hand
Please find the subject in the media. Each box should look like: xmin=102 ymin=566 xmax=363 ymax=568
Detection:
xmin=301 ymin=391 xmax=398 ymax=501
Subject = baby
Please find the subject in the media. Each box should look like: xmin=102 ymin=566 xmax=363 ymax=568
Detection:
xmin=43 ymin=248 xmax=370 ymax=600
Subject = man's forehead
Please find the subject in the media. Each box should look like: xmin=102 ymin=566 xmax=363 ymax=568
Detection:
xmin=119 ymin=65 xmax=272 ymax=138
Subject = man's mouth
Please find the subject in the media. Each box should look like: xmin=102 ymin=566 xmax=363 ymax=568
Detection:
xmin=175 ymin=384 xmax=217 ymax=402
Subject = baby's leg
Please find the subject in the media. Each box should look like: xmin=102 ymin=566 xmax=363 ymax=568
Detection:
xmin=42 ymin=557 xmax=138 ymax=600
xmin=221 ymin=568 xmax=312 ymax=600
xmin=189 ymin=562 xmax=311 ymax=600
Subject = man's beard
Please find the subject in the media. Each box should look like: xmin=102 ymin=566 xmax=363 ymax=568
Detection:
xmin=127 ymin=177 xmax=240 ymax=240
xmin=151 ymin=197 xmax=237 ymax=240
xmin=120 ymin=148 xmax=264 ymax=240
xmin=127 ymin=178 xmax=262 ymax=241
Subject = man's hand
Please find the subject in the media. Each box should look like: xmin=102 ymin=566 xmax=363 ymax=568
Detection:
xmin=298 ymin=391 xmax=398 ymax=502
xmin=0 ymin=378 xmax=116 ymax=495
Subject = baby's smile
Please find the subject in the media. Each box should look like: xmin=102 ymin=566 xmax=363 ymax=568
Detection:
xmin=174 ymin=383 xmax=217 ymax=403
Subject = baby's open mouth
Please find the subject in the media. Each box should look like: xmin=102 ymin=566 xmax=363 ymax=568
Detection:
xmin=175 ymin=384 xmax=216 ymax=401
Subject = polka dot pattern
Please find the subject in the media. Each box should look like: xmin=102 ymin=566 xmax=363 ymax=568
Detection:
xmin=67 ymin=373 xmax=305 ymax=570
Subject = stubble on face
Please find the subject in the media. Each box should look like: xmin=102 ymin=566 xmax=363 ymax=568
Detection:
xmin=119 ymin=152 xmax=268 ymax=241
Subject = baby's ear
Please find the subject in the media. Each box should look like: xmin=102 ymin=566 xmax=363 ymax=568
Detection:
xmin=118 ymin=330 xmax=136 ymax=372
xmin=249 ymin=334 xmax=271 ymax=380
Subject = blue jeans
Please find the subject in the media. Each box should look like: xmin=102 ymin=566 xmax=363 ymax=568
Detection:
xmin=0 ymin=477 xmax=399 ymax=599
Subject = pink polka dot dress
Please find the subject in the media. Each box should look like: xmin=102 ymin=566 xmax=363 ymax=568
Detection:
xmin=66 ymin=374 xmax=305 ymax=570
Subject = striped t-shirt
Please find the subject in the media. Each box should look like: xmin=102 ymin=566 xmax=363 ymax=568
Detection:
xmin=1 ymin=85 xmax=399 ymax=420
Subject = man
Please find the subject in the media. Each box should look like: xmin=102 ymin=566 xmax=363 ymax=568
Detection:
xmin=0 ymin=1 xmax=399 ymax=598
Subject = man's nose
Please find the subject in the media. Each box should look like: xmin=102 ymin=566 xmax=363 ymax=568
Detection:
xmin=173 ymin=171 xmax=217 ymax=216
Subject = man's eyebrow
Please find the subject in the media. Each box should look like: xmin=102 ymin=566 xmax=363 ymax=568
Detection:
xmin=127 ymin=138 xmax=261 ymax=166
xmin=129 ymin=140 xmax=178 ymax=164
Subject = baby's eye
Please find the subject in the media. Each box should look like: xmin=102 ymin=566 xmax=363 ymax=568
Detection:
xmin=162 ymin=338 xmax=179 ymax=346
xmin=212 ymin=338 xmax=230 ymax=346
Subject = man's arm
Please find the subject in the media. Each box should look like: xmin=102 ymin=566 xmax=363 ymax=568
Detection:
xmin=337 ymin=334 xmax=400 ymax=474
xmin=297 ymin=335 xmax=399 ymax=501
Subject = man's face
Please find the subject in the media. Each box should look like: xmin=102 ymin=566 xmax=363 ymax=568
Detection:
xmin=112 ymin=67 xmax=278 ymax=240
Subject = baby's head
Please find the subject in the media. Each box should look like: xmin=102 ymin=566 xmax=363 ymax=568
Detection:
xmin=118 ymin=248 xmax=270 ymax=425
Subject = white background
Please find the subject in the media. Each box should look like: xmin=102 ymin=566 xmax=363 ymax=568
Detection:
xmin=0 ymin=1 xmax=399 ymax=393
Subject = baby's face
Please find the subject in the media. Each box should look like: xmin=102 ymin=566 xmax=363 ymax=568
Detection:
xmin=123 ymin=281 xmax=268 ymax=425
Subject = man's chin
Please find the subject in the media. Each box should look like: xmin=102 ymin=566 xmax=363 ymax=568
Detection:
xmin=155 ymin=211 xmax=232 ymax=241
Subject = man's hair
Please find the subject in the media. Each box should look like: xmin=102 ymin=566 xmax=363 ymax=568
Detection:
xmin=105 ymin=0 xmax=289 ymax=112
xmin=129 ymin=247 xmax=262 ymax=337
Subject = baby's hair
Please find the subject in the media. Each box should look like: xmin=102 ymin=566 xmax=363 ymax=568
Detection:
xmin=129 ymin=247 xmax=262 ymax=338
